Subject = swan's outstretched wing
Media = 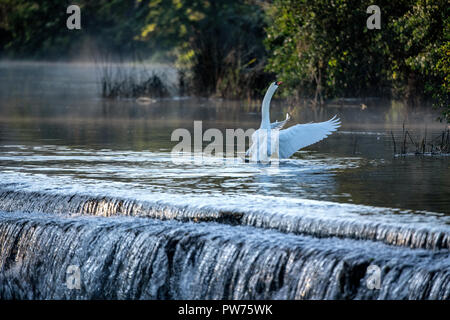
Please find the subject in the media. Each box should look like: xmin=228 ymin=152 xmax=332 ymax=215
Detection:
xmin=270 ymin=113 xmax=291 ymax=130
xmin=278 ymin=116 xmax=341 ymax=158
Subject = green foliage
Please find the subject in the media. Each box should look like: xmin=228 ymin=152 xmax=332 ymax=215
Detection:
xmin=265 ymin=0 xmax=449 ymax=119
xmin=0 ymin=0 xmax=448 ymax=114
xmin=432 ymin=41 xmax=450 ymax=121
xmin=0 ymin=0 xmax=71 ymax=58
xmin=0 ymin=0 xmax=150 ymax=59
xmin=138 ymin=0 xmax=270 ymax=98
xmin=265 ymin=0 xmax=412 ymax=99
xmin=390 ymin=0 xmax=449 ymax=108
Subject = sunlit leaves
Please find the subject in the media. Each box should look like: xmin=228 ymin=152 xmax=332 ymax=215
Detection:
xmin=264 ymin=0 xmax=449 ymax=115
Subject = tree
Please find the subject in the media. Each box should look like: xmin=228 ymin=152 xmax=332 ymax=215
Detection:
xmin=0 ymin=0 xmax=150 ymax=59
xmin=138 ymin=0 xmax=270 ymax=98
xmin=265 ymin=0 xmax=414 ymax=101
xmin=390 ymin=0 xmax=449 ymax=118
xmin=264 ymin=0 xmax=448 ymax=120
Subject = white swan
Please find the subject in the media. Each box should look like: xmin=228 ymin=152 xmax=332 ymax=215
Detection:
xmin=246 ymin=81 xmax=341 ymax=162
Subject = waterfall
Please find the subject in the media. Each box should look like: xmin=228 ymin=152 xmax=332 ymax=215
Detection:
xmin=0 ymin=189 xmax=449 ymax=299
xmin=0 ymin=189 xmax=448 ymax=250
xmin=0 ymin=212 xmax=449 ymax=299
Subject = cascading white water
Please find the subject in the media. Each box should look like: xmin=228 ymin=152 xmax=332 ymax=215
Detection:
xmin=0 ymin=212 xmax=449 ymax=300
xmin=0 ymin=189 xmax=449 ymax=300
xmin=0 ymin=189 xmax=448 ymax=250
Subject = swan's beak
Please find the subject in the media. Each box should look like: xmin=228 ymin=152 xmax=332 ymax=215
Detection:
xmin=276 ymin=81 xmax=283 ymax=86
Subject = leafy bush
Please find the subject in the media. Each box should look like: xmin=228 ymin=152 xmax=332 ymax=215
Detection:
xmin=264 ymin=0 xmax=449 ymax=118
xmin=138 ymin=0 xmax=271 ymax=98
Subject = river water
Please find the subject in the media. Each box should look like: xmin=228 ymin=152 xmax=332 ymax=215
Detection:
xmin=0 ymin=61 xmax=449 ymax=299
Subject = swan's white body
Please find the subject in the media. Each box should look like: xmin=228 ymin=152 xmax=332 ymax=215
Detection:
xmin=246 ymin=82 xmax=341 ymax=162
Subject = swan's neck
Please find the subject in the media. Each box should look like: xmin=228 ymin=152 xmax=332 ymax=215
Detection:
xmin=260 ymin=85 xmax=276 ymax=129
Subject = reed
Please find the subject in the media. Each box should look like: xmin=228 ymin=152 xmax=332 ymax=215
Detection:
xmin=93 ymin=51 xmax=172 ymax=99
xmin=391 ymin=125 xmax=450 ymax=156
xmin=98 ymin=63 xmax=170 ymax=99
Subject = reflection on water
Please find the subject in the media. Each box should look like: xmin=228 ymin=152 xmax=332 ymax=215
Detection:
xmin=0 ymin=61 xmax=449 ymax=215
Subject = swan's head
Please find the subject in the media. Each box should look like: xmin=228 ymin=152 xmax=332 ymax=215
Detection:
xmin=271 ymin=81 xmax=283 ymax=88
xmin=263 ymin=81 xmax=283 ymax=101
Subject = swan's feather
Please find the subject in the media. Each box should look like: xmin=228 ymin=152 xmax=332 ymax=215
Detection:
xmin=278 ymin=115 xmax=341 ymax=158
xmin=270 ymin=113 xmax=291 ymax=130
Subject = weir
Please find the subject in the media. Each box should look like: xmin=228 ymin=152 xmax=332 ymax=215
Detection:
xmin=0 ymin=189 xmax=449 ymax=250
xmin=0 ymin=188 xmax=449 ymax=299
xmin=0 ymin=212 xmax=449 ymax=299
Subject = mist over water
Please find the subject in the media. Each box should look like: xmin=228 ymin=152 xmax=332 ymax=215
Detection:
xmin=0 ymin=62 xmax=449 ymax=299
